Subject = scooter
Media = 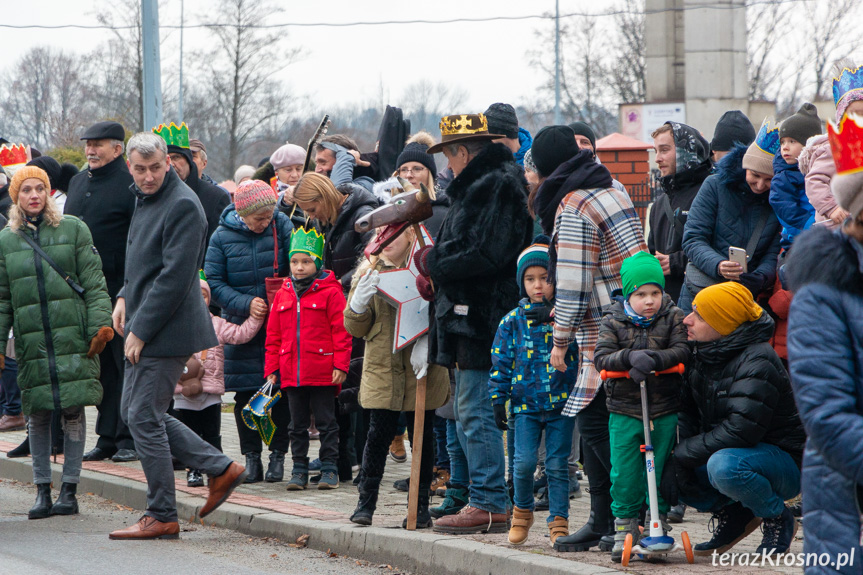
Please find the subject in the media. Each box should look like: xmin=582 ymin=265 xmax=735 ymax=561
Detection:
xmin=599 ymin=363 xmax=694 ymax=566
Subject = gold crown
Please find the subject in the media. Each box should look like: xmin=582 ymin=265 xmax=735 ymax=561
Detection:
xmin=439 ymin=114 xmax=489 ymax=137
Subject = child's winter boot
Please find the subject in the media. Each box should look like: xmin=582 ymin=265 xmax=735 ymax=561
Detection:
xmin=611 ymin=517 xmax=640 ymax=563
xmin=548 ymin=516 xmax=569 ymax=547
xmin=508 ymin=506 xmax=534 ymax=545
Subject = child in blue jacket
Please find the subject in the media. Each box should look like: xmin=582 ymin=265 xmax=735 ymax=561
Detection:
xmin=769 ymin=103 xmax=823 ymax=248
xmin=488 ymin=236 xmax=578 ymax=548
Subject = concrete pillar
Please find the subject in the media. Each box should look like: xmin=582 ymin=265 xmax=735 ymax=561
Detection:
xmin=645 ymin=0 xmax=685 ymax=102
xmin=683 ymin=0 xmax=748 ymax=139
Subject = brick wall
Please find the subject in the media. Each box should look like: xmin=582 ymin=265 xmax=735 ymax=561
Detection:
xmin=597 ymin=149 xmax=653 ymax=223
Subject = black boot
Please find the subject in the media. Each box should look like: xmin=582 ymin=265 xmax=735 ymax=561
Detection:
xmin=7 ymin=435 xmax=30 ymax=458
xmin=265 ymin=451 xmax=285 ymax=483
xmin=50 ymin=483 xmax=78 ymax=516
xmin=554 ymin=491 xmax=613 ymax=552
xmin=350 ymin=477 xmax=381 ymax=526
xmin=29 ymin=484 xmax=53 ymax=520
xmin=403 ymin=484 xmax=433 ymax=529
xmin=244 ymin=452 xmax=263 ymax=483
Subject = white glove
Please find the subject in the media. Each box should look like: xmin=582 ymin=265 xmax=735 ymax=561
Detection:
xmin=410 ymin=335 xmax=429 ymax=380
xmin=349 ymin=270 xmax=380 ymax=314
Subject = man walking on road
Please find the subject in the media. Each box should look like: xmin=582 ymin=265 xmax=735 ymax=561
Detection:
xmin=108 ymin=132 xmax=246 ymax=540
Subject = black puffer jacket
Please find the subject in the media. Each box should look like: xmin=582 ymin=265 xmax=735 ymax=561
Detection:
xmin=594 ymin=293 xmax=690 ymax=419
xmin=426 ymin=143 xmax=533 ymax=370
xmin=185 ymin=160 xmax=231 ymax=245
xmin=676 ymin=313 xmax=805 ymax=469
xmin=320 ymin=182 xmax=381 ymax=292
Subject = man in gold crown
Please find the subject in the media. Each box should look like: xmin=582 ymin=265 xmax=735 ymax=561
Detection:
xmin=413 ymin=113 xmax=533 ymax=535
xmin=153 ymin=123 xmax=229 ymax=244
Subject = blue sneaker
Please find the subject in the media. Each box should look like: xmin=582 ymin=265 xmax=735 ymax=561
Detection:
xmin=309 ymin=458 xmax=322 ymax=472
xmin=318 ymin=470 xmax=339 ymax=490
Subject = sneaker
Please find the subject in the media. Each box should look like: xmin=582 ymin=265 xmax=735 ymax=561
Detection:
xmin=186 ymin=469 xmax=205 ymax=487
xmin=569 ymin=475 xmax=583 ymax=499
xmin=430 ymin=485 xmax=468 ymax=519
xmin=389 ymin=434 xmax=407 ymax=463
xmin=667 ymin=503 xmax=686 ymax=523
xmin=286 ymin=472 xmax=308 ymax=491
xmin=308 ymin=458 xmax=322 ymax=472
xmin=611 ymin=517 xmax=640 ymax=563
xmin=756 ymin=506 xmax=798 ymax=555
xmin=393 ymin=477 xmax=409 ymax=492
xmin=694 ymin=501 xmax=762 ymax=556
xmin=318 ymin=470 xmax=339 ymax=490
xmin=535 ymin=487 xmax=550 ymax=511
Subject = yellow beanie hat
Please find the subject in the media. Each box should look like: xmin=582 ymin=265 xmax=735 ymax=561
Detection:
xmin=9 ymin=165 xmax=51 ymax=205
xmin=692 ymin=282 xmax=763 ymax=336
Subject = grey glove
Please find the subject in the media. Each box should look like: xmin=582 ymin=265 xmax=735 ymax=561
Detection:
xmin=349 ymin=270 xmax=379 ymax=314
xmin=629 ymin=349 xmax=659 ymax=383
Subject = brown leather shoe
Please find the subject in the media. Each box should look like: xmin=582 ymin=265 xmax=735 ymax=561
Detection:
xmin=109 ymin=515 xmax=179 ymax=540
xmin=433 ymin=505 xmax=510 ymax=534
xmin=199 ymin=462 xmax=247 ymax=518
xmin=0 ymin=414 xmax=25 ymax=432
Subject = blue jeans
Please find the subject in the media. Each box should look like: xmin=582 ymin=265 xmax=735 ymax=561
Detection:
xmin=454 ymin=369 xmax=508 ymax=514
xmin=680 ymin=443 xmax=801 ymax=518
xmin=0 ymin=357 xmax=21 ymax=416
xmin=513 ymin=410 xmax=575 ymax=521
xmin=677 ymin=282 xmax=694 ymax=313
xmin=507 ymin=407 xmax=515 ymax=481
xmin=446 ymin=418 xmax=469 ymax=487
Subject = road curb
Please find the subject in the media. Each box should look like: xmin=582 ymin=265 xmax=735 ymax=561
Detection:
xmin=0 ymin=457 xmax=619 ymax=575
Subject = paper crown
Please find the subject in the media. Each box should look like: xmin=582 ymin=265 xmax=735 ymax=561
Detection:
xmin=0 ymin=143 xmax=32 ymax=176
xmin=439 ymin=114 xmax=489 ymax=137
xmin=289 ymin=228 xmax=325 ymax=261
xmin=152 ymin=122 xmax=190 ymax=149
xmin=833 ymin=64 xmax=863 ymax=107
xmin=827 ymin=113 xmax=863 ymax=176
xmin=754 ymin=117 xmax=780 ymax=156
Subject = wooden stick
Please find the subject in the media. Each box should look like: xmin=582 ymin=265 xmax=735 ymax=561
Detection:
xmin=412 ymin=224 xmax=434 ymax=292
xmin=406 ymin=223 xmax=429 ymax=530
xmin=406 ymin=374 xmax=427 ymax=530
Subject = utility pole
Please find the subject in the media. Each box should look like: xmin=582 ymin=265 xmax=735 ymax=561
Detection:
xmin=142 ymin=0 xmax=163 ymax=130
xmin=178 ymin=0 xmax=184 ymax=123
xmin=554 ymin=0 xmax=562 ymax=124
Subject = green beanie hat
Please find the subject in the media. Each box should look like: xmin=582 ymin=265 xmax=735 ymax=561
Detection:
xmin=620 ymin=252 xmax=665 ymax=299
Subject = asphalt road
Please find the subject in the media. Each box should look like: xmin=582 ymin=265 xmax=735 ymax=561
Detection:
xmin=0 ymin=478 xmax=411 ymax=575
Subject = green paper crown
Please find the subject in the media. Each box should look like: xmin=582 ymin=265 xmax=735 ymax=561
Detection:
xmin=199 ymin=269 xmax=207 ymax=281
xmin=152 ymin=122 xmax=190 ymax=149
xmin=289 ymin=228 xmax=325 ymax=261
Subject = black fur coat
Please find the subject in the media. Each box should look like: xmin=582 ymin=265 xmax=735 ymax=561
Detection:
xmin=426 ymin=143 xmax=533 ymax=369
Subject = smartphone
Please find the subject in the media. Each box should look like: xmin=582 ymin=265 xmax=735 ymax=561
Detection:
xmin=728 ymin=246 xmax=748 ymax=273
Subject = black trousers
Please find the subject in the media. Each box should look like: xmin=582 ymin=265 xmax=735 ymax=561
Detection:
xmin=576 ymin=387 xmax=612 ymax=501
xmin=233 ymin=389 xmax=291 ymax=454
xmin=95 ymin=337 xmax=134 ymax=451
xmin=173 ymin=404 xmax=222 ymax=452
xmin=361 ymin=409 xmax=435 ymax=487
xmin=285 ymin=386 xmax=338 ymax=469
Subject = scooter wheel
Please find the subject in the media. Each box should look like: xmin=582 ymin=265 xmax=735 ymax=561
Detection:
xmin=621 ymin=533 xmax=633 ymax=567
xmin=682 ymin=531 xmax=694 ymax=564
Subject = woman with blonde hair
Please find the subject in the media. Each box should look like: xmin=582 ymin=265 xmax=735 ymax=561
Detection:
xmin=0 ymin=166 xmax=113 ymax=519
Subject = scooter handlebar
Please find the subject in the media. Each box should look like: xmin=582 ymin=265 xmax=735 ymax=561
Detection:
xmin=600 ymin=363 xmax=685 ymax=381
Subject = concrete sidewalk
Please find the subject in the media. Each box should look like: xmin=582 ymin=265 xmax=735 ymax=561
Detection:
xmin=0 ymin=405 xmax=803 ymax=575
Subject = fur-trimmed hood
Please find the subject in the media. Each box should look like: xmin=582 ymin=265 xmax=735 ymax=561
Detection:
xmin=786 ymin=226 xmax=863 ymax=297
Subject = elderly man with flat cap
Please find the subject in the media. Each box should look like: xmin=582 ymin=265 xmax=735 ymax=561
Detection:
xmin=65 ymin=120 xmax=138 ymax=463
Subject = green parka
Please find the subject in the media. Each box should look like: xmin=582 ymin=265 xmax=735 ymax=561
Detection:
xmin=344 ymin=259 xmax=450 ymax=412
xmin=0 ymin=215 xmax=113 ymax=415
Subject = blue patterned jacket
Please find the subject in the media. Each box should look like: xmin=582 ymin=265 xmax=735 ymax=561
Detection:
xmin=488 ymin=299 xmax=579 ymax=413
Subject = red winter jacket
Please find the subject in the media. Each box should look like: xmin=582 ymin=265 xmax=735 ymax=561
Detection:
xmin=264 ymin=271 xmax=352 ymax=390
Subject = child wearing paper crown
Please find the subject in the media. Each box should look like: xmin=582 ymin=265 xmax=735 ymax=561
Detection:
xmin=173 ymin=277 xmax=265 ymax=488
xmin=593 ymin=251 xmax=689 ymax=563
xmin=487 ymin=236 xmax=579 ymax=547
xmin=343 ymin=225 xmax=450 ymax=529
xmin=264 ymin=228 xmax=352 ymax=490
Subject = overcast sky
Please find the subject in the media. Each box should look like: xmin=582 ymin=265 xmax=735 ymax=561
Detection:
xmin=6 ymin=0 xmax=580 ymax=113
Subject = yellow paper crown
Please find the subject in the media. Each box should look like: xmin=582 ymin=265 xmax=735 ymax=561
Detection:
xmin=439 ymin=114 xmax=489 ymax=137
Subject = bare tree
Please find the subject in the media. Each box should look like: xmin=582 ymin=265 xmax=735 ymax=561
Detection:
xmin=607 ymin=0 xmax=646 ymax=104
xmin=399 ymin=81 xmax=468 ymax=135
xmin=746 ymin=0 xmax=794 ymax=101
xmin=529 ymin=13 xmax=616 ymax=135
xmin=805 ymin=0 xmax=862 ymax=100
xmin=1 ymin=47 xmax=95 ymax=149
xmin=194 ymin=0 xmax=302 ymax=176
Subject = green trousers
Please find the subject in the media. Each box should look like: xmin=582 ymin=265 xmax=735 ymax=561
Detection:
xmin=609 ymin=412 xmax=678 ymax=519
